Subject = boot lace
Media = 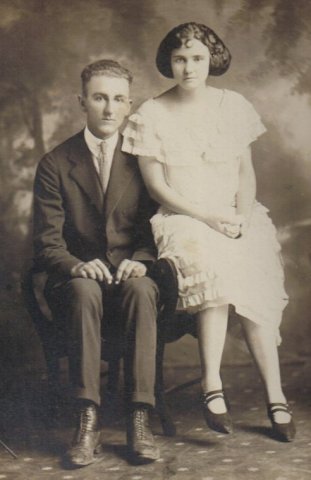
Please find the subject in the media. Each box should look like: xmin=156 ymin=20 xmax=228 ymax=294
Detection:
xmin=76 ymin=405 xmax=97 ymax=443
xmin=133 ymin=409 xmax=148 ymax=440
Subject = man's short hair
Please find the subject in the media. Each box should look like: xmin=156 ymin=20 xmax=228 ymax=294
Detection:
xmin=81 ymin=59 xmax=133 ymax=96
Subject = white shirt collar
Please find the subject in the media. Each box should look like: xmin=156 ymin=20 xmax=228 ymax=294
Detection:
xmin=84 ymin=126 xmax=119 ymax=158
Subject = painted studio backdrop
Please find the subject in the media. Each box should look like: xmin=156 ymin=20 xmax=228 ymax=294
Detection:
xmin=0 ymin=0 xmax=311 ymax=377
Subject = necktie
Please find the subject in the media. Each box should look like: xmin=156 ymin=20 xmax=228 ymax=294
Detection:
xmin=98 ymin=141 xmax=109 ymax=192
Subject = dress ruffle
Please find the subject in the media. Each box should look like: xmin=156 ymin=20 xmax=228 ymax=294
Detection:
xmin=122 ymin=111 xmax=166 ymax=161
xmin=151 ymin=202 xmax=288 ymax=342
xmin=122 ymin=89 xmax=267 ymax=166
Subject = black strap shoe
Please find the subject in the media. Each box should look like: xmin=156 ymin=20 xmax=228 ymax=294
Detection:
xmin=65 ymin=401 xmax=102 ymax=468
xmin=201 ymin=389 xmax=233 ymax=434
xmin=267 ymin=402 xmax=296 ymax=442
xmin=127 ymin=406 xmax=160 ymax=464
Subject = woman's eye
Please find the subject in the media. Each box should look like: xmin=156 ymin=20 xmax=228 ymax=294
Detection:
xmin=174 ymin=57 xmax=184 ymax=63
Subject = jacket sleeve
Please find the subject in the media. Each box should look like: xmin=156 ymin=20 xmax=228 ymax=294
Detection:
xmin=33 ymin=153 xmax=81 ymax=276
xmin=131 ymin=188 xmax=158 ymax=264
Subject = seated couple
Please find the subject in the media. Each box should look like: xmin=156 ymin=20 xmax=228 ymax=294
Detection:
xmin=33 ymin=22 xmax=295 ymax=468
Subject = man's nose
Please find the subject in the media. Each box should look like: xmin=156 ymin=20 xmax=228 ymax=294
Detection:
xmin=103 ymin=100 xmax=113 ymax=115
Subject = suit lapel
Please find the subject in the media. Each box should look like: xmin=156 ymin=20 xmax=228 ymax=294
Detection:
xmin=68 ymin=131 xmax=104 ymax=214
xmin=105 ymin=135 xmax=136 ymax=219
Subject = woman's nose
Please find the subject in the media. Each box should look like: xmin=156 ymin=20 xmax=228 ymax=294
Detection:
xmin=184 ymin=60 xmax=194 ymax=73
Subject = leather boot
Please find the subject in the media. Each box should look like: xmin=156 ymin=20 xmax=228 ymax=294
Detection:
xmin=127 ymin=406 xmax=160 ymax=463
xmin=65 ymin=401 xmax=102 ymax=467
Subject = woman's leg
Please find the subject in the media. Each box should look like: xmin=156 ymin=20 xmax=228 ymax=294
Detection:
xmin=196 ymin=304 xmax=229 ymax=414
xmin=240 ymin=317 xmax=291 ymax=423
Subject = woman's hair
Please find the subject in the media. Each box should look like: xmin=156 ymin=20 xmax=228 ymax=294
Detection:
xmin=156 ymin=22 xmax=231 ymax=78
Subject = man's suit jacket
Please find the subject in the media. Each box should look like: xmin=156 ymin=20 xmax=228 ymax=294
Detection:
xmin=33 ymin=130 xmax=157 ymax=278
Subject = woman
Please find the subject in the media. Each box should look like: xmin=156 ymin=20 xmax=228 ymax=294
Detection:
xmin=122 ymin=22 xmax=295 ymax=441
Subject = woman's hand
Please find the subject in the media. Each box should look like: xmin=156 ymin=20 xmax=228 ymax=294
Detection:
xmin=205 ymin=213 xmax=245 ymax=238
xmin=222 ymin=222 xmax=241 ymax=238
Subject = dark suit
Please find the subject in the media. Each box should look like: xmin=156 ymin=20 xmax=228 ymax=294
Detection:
xmin=33 ymin=130 xmax=159 ymax=406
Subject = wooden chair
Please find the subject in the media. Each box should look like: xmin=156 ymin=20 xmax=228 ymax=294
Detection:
xmin=21 ymin=260 xmax=196 ymax=436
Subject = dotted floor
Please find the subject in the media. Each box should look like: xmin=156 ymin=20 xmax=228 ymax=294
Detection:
xmin=0 ymin=362 xmax=310 ymax=479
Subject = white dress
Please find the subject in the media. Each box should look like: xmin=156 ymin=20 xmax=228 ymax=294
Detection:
xmin=122 ymin=87 xmax=288 ymax=340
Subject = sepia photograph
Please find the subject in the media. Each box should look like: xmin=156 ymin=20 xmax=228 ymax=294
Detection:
xmin=0 ymin=1 xmax=310 ymax=478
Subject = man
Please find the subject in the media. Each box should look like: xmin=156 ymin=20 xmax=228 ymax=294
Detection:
xmin=33 ymin=59 xmax=161 ymax=466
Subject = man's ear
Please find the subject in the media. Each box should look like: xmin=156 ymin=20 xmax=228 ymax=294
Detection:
xmin=78 ymin=94 xmax=87 ymax=112
xmin=126 ymin=98 xmax=133 ymax=115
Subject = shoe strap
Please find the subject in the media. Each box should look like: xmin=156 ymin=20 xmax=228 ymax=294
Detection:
xmin=202 ymin=390 xmax=225 ymax=405
xmin=267 ymin=403 xmax=292 ymax=416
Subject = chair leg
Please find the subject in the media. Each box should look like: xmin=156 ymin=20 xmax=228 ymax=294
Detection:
xmin=107 ymin=357 xmax=120 ymax=396
xmin=22 ymin=268 xmax=64 ymax=421
xmin=155 ymin=326 xmax=176 ymax=437
xmin=0 ymin=440 xmax=17 ymax=459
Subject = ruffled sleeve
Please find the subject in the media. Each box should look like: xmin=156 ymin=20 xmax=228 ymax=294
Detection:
xmin=224 ymin=91 xmax=267 ymax=154
xmin=122 ymin=100 xmax=165 ymax=161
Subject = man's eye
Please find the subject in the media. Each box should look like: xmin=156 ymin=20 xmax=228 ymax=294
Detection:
xmin=94 ymin=96 xmax=103 ymax=101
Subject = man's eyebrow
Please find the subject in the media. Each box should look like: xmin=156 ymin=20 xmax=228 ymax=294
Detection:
xmin=90 ymin=92 xmax=127 ymax=98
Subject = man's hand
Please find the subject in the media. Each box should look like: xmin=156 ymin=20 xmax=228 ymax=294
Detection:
xmin=114 ymin=259 xmax=147 ymax=284
xmin=71 ymin=259 xmax=113 ymax=283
